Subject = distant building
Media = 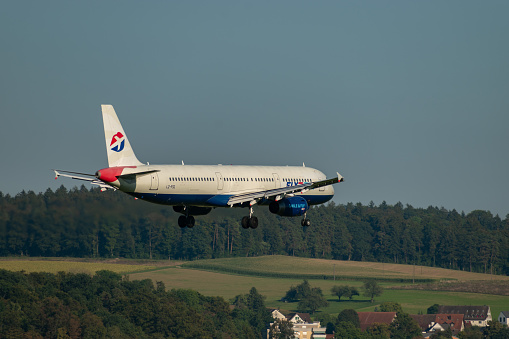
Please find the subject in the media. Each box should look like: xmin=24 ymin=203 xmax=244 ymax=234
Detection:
xmin=498 ymin=311 xmax=509 ymax=326
xmin=410 ymin=314 xmax=435 ymax=333
xmin=437 ymin=306 xmax=491 ymax=327
xmin=357 ymin=312 xmax=397 ymax=331
xmin=411 ymin=314 xmax=464 ymax=337
xmin=267 ymin=310 xmax=326 ymax=339
xmin=270 ymin=309 xmax=287 ymax=321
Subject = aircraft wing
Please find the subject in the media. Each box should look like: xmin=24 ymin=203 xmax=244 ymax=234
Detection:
xmin=227 ymin=172 xmax=343 ymax=206
xmin=53 ymin=170 xmax=117 ymax=191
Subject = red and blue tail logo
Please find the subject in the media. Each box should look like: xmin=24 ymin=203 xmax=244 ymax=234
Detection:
xmin=110 ymin=132 xmax=125 ymax=152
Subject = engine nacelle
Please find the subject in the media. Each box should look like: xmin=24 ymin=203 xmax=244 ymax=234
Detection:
xmin=269 ymin=196 xmax=309 ymax=217
xmin=173 ymin=206 xmax=212 ymax=216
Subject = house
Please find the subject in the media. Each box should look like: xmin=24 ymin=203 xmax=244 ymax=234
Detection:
xmin=434 ymin=314 xmax=464 ymax=335
xmin=411 ymin=314 xmax=464 ymax=337
xmin=267 ymin=310 xmax=326 ymax=339
xmin=498 ymin=311 xmax=509 ymax=326
xmin=437 ymin=306 xmax=491 ymax=327
xmin=410 ymin=314 xmax=436 ymax=334
xmin=270 ymin=309 xmax=287 ymax=321
xmin=286 ymin=312 xmax=313 ymax=324
xmin=357 ymin=312 xmax=397 ymax=331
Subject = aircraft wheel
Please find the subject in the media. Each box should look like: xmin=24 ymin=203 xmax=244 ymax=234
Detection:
xmin=187 ymin=216 xmax=195 ymax=228
xmin=178 ymin=215 xmax=187 ymax=228
xmin=301 ymin=219 xmax=311 ymax=227
xmin=241 ymin=216 xmax=250 ymax=229
xmin=249 ymin=216 xmax=258 ymax=229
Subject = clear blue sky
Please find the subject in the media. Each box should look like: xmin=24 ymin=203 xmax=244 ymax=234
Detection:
xmin=1 ymin=1 xmax=508 ymax=217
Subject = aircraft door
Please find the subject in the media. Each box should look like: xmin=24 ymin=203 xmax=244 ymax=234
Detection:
xmin=272 ymin=173 xmax=280 ymax=188
xmin=150 ymin=172 xmax=159 ymax=190
xmin=215 ymin=172 xmax=223 ymax=190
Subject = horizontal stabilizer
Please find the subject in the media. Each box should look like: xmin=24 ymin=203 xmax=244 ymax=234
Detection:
xmin=53 ymin=169 xmax=117 ymax=191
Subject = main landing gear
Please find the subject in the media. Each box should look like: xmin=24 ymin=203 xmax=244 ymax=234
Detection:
xmin=301 ymin=213 xmax=311 ymax=227
xmin=178 ymin=215 xmax=195 ymax=228
xmin=241 ymin=207 xmax=258 ymax=229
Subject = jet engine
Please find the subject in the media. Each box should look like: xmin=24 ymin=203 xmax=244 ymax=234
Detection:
xmin=269 ymin=196 xmax=309 ymax=217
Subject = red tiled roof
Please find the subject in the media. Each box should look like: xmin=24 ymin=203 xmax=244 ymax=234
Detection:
xmin=410 ymin=314 xmax=435 ymax=331
xmin=435 ymin=314 xmax=464 ymax=334
xmin=357 ymin=312 xmax=397 ymax=331
xmin=437 ymin=306 xmax=489 ymax=321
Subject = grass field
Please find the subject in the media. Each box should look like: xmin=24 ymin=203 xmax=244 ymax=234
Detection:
xmin=131 ymin=266 xmax=509 ymax=319
xmin=2 ymin=255 xmax=508 ymax=319
xmin=0 ymin=258 xmax=158 ymax=274
xmin=181 ymin=255 xmax=509 ymax=282
xmin=132 ymin=256 xmax=509 ymax=318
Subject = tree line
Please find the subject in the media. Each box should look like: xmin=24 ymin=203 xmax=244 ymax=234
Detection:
xmin=0 ymin=268 xmax=271 ymax=338
xmin=1 ymin=186 xmax=509 ymax=276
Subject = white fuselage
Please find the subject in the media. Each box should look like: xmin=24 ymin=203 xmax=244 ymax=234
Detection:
xmin=107 ymin=164 xmax=334 ymax=207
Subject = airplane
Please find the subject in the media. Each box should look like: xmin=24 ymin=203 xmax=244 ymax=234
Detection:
xmin=54 ymin=105 xmax=344 ymax=229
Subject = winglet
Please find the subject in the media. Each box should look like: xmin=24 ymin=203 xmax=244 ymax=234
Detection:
xmin=337 ymin=172 xmax=344 ymax=182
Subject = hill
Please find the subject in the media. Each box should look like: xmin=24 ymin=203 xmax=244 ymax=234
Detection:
xmin=2 ymin=188 xmax=509 ymax=279
xmin=1 ymin=256 xmax=508 ymax=317
xmin=180 ymin=255 xmax=509 ymax=282
xmin=129 ymin=256 xmax=509 ymax=317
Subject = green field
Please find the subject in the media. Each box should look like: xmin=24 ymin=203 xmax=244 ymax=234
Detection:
xmin=2 ymin=256 xmax=508 ymax=318
xmin=181 ymin=255 xmax=509 ymax=282
xmin=0 ymin=259 xmax=158 ymax=274
xmin=132 ymin=256 xmax=509 ymax=318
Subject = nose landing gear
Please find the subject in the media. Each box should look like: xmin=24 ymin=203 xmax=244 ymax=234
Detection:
xmin=301 ymin=212 xmax=311 ymax=227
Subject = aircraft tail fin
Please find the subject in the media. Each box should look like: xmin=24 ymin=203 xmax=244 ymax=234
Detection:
xmin=101 ymin=105 xmax=143 ymax=167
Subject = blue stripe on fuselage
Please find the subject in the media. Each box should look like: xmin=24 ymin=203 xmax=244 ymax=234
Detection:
xmin=128 ymin=192 xmax=333 ymax=207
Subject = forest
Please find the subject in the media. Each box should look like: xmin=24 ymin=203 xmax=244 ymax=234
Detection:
xmin=0 ymin=268 xmax=271 ymax=338
xmin=1 ymin=186 xmax=508 ymax=276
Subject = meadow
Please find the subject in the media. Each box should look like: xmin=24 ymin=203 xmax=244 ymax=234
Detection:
xmin=0 ymin=258 xmax=158 ymax=274
xmin=2 ymin=256 xmax=508 ymax=318
xmin=131 ymin=266 xmax=509 ymax=316
xmin=181 ymin=255 xmax=509 ymax=282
